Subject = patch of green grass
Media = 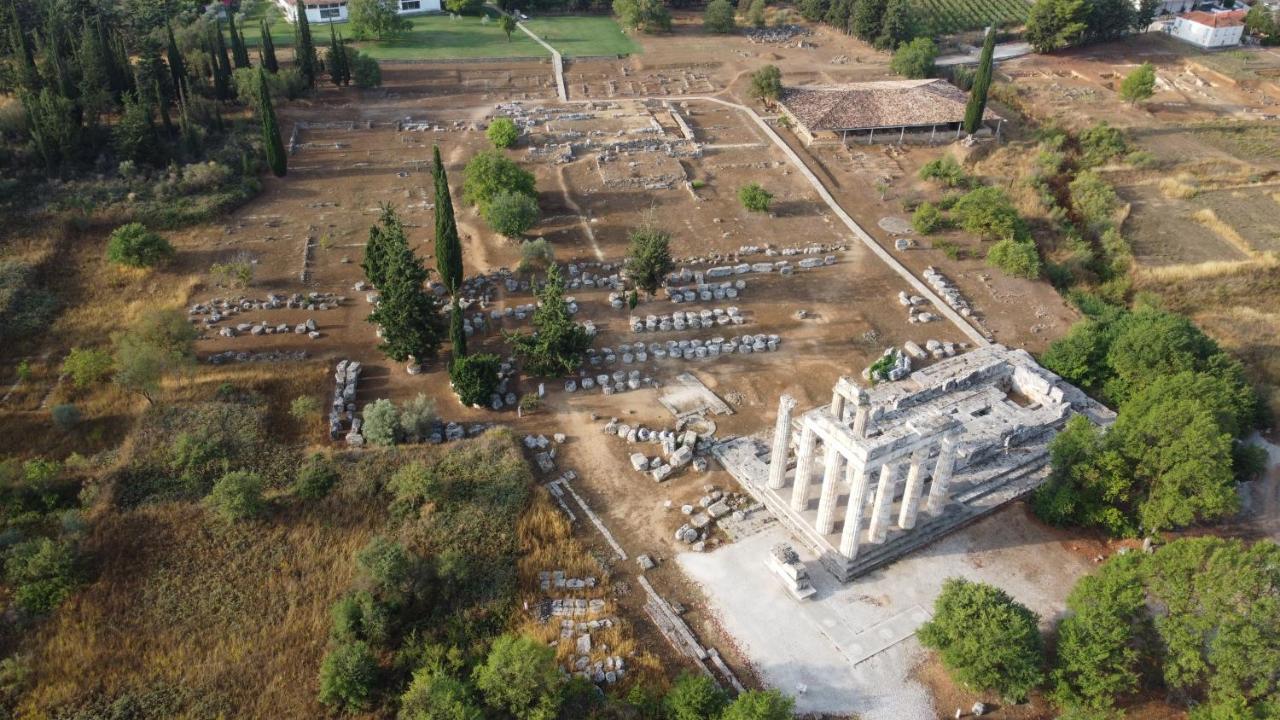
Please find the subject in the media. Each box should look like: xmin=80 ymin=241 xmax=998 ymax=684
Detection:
xmin=239 ymin=1 xmax=294 ymax=48
xmin=522 ymin=15 xmax=639 ymax=57
xmin=357 ymin=11 xmax=548 ymax=60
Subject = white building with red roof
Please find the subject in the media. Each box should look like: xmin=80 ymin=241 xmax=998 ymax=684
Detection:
xmin=1168 ymin=8 xmax=1247 ymax=47
xmin=274 ymin=0 xmax=440 ymax=25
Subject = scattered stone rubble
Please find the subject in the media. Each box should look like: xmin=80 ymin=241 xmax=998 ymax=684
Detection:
xmin=206 ymin=349 xmax=308 ymax=364
xmin=672 ymin=485 xmax=753 ymax=552
xmin=898 ymin=290 xmax=940 ymax=324
xmin=603 ymin=416 xmax=714 ymax=483
xmin=567 ymin=262 xmax=625 ymax=292
xmin=671 ymin=241 xmax=846 ymax=266
xmin=922 ymin=266 xmax=974 ymax=318
xmin=744 ymin=24 xmax=812 ymax=44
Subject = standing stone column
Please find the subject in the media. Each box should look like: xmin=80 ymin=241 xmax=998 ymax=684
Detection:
xmin=790 ymin=423 xmax=818 ymax=512
xmin=839 ymin=460 xmax=871 ymax=559
xmin=830 ymin=386 xmax=847 ymax=421
xmin=926 ymin=434 xmax=959 ymax=515
xmin=767 ymin=394 xmax=797 ymax=490
xmin=897 ymin=445 xmax=931 ymax=530
xmin=867 ymin=461 xmax=900 ymax=543
xmin=814 ymin=444 xmax=845 ymax=534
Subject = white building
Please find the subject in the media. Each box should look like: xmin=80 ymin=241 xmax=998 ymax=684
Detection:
xmin=274 ymin=0 xmax=440 ymax=25
xmin=1168 ymin=9 xmax=1247 ymax=47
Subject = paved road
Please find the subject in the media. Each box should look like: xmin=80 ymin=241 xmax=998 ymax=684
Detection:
xmin=936 ymin=41 xmax=1032 ymax=67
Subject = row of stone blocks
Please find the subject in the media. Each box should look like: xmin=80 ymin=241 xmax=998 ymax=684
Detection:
xmin=630 ymin=307 xmax=743 ymax=333
xmin=583 ymin=335 xmax=782 ymax=367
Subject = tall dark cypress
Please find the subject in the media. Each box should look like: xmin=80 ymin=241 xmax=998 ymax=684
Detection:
xmin=326 ymin=23 xmax=347 ymax=86
xmin=432 ymin=145 xmax=463 ymax=296
xmin=227 ymin=12 xmax=250 ymax=69
xmin=213 ymin=22 xmax=233 ymax=99
xmin=260 ymin=18 xmax=278 ymax=73
xmin=257 ymin=67 xmax=287 ymax=177
xmin=449 ymin=297 xmax=467 ymax=361
xmin=294 ymin=0 xmax=317 ymax=88
xmin=165 ymin=23 xmax=188 ymax=100
xmin=963 ymin=26 xmax=996 ymax=134
xmin=7 ymin=0 xmax=38 ymax=90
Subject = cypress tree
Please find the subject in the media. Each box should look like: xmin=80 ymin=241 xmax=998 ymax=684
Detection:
xmin=112 ymin=31 xmax=135 ymax=97
xmin=76 ymin=21 xmax=113 ymax=125
xmin=260 ymin=19 xmax=279 ymax=73
xmin=326 ymin=24 xmax=348 ymax=86
xmin=432 ymin=145 xmax=464 ymax=296
xmin=228 ymin=12 xmax=250 ymax=69
xmin=165 ymin=23 xmax=188 ymax=98
xmin=257 ymin=67 xmax=287 ymax=177
xmin=295 ymin=0 xmax=318 ymax=88
xmin=7 ymin=0 xmax=38 ymax=91
xmin=875 ymin=0 xmax=914 ymax=49
xmin=963 ymin=26 xmax=996 ymax=134
xmin=450 ymin=297 xmax=467 ymax=360
xmin=212 ymin=22 xmax=233 ymax=100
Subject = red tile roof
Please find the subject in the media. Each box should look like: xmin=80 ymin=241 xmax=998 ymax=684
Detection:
xmin=1179 ymin=9 xmax=1247 ymax=27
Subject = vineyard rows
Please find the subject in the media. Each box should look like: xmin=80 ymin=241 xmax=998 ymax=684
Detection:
xmin=912 ymin=0 xmax=1030 ymax=34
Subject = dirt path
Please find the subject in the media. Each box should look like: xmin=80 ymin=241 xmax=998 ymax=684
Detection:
xmin=555 ymin=164 xmax=604 ymax=261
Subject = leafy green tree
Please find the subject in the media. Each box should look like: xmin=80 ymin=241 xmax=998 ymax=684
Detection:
xmin=400 ymin=668 xmax=484 ymax=720
xmin=362 ymin=398 xmax=402 ymax=446
xmin=462 ymin=149 xmax=537 ymax=212
xmin=500 ymin=14 xmax=518 ymax=42
xmin=986 ymin=238 xmax=1042 ymax=279
xmin=260 ymin=19 xmax=280 ymax=73
xmin=435 ymin=146 xmax=465 ymax=294
xmin=918 ymin=578 xmax=1045 ymax=702
xmin=205 ymin=470 xmax=266 ymax=521
xmin=748 ymin=64 xmax=782 ymax=106
xmin=613 ymin=0 xmax=672 ymax=32
xmin=331 ymin=589 xmax=393 ymax=645
xmin=213 ymin=21 xmax=235 ymax=99
xmin=626 ymin=223 xmax=673 ymax=296
xmin=473 ymin=634 xmax=562 ymax=720
xmin=739 ymin=183 xmax=773 ymax=212
xmin=351 ymin=51 xmax=383 ymax=88
xmin=720 ymin=689 xmax=794 ymax=720
xmin=486 ymin=117 xmax=520 ymax=148
xmin=911 ymin=201 xmax=943 ymax=233
xmin=1083 ymin=0 xmax=1135 ymax=43
xmin=890 ymin=36 xmax=936 ymax=78
xmin=483 ymin=190 xmax=540 ymax=237
xmin=106 ymin=223 xmax=174 ymax=268
xmin=952 ymin=186 xmax=1021 ymax=241
xmin=295 ymin=0 xmax=319 ymax=87
xmin=748 ymin=0 xmax=767 ymax=28
xmin=446 ymin=0 xmax=485 ymax=12
xmin=506 ymin=264 xmax=592 ymax=377
xmin=63 ymin=347 xmax=114 ymax=389
xmin=704 ymin=0 xmax=737 ymax=33
xmin=1051 ymin=554 xmax=1147 ymax=713
xmin=876 ymin=0 xmax=915 ymax=49
xmin=664 ymin=673 xmax=727 ymax=720
xmin=850 ymin=0 xmax=888 ymax=41
xmin=962 ymin=26 xmax=996 ymax=134
xmin=1025 ymin=0 xmax=1087 ymax=52
xmin=357 ymin=535 xmax=416 ymax=603
xmin=350 ymin=0 xmax=413 ymax=40
xmin=319 ymin=640 xmax=379 ymax=711
xmin=450 ymin=353 xmax=501 ymax=407
xmin=1103 ymin=307 xmax=1237 ymax=404
xmin=112 ymin=309 xmax=197 ymax=405
xmin=257 ymin=67 xmax=287 ymax=177
xmin=1119 ymin=62 xmax=1155 ymax=106
xmin=4 ymin=537 xmax=79 ymax=615
xmin=294 ymin=453 xmax=339 ymax=499
xmin=1039 ymin=317 xmax=1115 ymax=391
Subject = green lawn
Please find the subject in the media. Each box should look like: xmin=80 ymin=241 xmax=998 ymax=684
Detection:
xmin=522 ymin=15 xmax=639 ymax=57
xmin=356 ymin=11 xmax=548 ymax=60
xmin=240 ymin=1 xmax=294 ymax=48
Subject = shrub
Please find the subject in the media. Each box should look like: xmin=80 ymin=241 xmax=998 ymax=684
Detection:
xmin=738 ymin=183 xmax=773 ymax=212
xmin=721 ymin=689 xmax=794 ymax=720
xmin=362 ymin=398 xmax=400 ymax=446
xmin=294 ymin=453 xmax=339 ymax=500
xmin=177 ymin=161 xmax=234 ymax=194
xmin=918 ymin=156 xmax=968 ymax=187
xmin=106 ymin=223 xmax=174 ymax=268
xmin=890 ymin=37 xmax=937 ymax=79
xmin=0 ymin=260 xmax=57 ymax=343
xmin=4 ymin=537 xmax=79 ymax=615
xmin=398 ymin=393 xmax=436 ymax=442
xmin=357 ymin=535 xmax=414 ymax=602
xmin=289 ymin=395 xmax=320 ymax=424
xmin=1078 ymin=122 xmax=1127 ymax=168
xmin=987 ymin=238 xmax=1042 ymax=279
xmin=486 ymin=117 xmax=520 ymax=149
xmin=748 ymin=0 xmax=766 ymax=27
xmin=474 ymin=634 xmax=562 ymax=719
xmin=62 ymin=347 xmax=113 ymax=389
xmin=1068 ymin=170 xmax=1117 ymax=229
xmin=911 ymin=201 xmax=944 ymax=234
xmin=210 ymin=256 xmax=254 ymax=288
xmin=952 ymin=186 xmax=1022 ymax=241
xmin=51 ymin=403 xmax=80 ymax=430
xmin=665 ymin=673 xmax=727 ymax=720
xmin=399 ymin=668 xmax=483 ymax=720
xmin=517 ymin=239 xmax=555 ymax=274
xmin=331 ymin=589 xmax=393 ymax=645
xmin=483 ymin=190 xmax=540 ymax=237
xmin=450 ymin=353 xmax=500 ymax=407
xmin=350 ymin=51 xmax=382 ymax=88
xmin=205 ymin=470 xmax=266 ymax=521
xmin=703 ymin=0 xmax=736 ymax=32
xmin=318 ymin=640 xmax=378 ymax=711
xmin=613 ymin=0 xmax=672 ymax=32
xmin=918 ymin=578 xmax=1045 ymax=702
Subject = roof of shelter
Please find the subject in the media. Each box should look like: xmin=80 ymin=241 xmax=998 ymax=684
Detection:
xmin=777 ymin=79 xmax=1000 ymax=132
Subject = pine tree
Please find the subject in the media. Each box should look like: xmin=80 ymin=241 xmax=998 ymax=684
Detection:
xmin=257 ymin=66 xmax=287 ymax=177
xmin=295 ymin=0 xmax=318 ymax=88
xmin=449 ymin=297 xmax=467 ymax=361
xmin=876 ymin=0 xmax=914 ymax=49
xmin=432 ymin=145 xmax=464 ymax=296
xmin=228 ymin=12 xmax=250 ymax=69
xmin=363 ymin=203 xmax=405 ymax=288
xmin=261 ymin=19 xmax=279 ymax=73
xmin=506 ymin=264 xmax=593 ymax=377
xmin=166 ymin=23 xmax=188 ymax=98
xmin=963 ymin=26 xmax=996 ymax=134
xmin=367 ymin=217 xmax=444 ymax=364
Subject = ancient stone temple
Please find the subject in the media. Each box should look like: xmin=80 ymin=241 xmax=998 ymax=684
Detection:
xmin=713 ymin=345 xmax=1114 ymax=582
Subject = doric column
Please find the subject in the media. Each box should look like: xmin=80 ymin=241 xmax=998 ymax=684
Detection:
xmin=766 ymin=394 xmax=797 ymax=490
xmin=839 ymin=461 xmax=871 ymax=559
xmin=867 ymin=461 xmax=900 ymax=543
xmin=830 ymin=388 xmax=847 ymax=422
xmin=926 ymin=434 xmax=959 ymax=515
xmin=790 ymin=423 xmax=818 ymax=512
xmin=814 ymin=444 xmax=845 ymax=534
xmin=897 ymin=445 xmax=931 ymax=530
